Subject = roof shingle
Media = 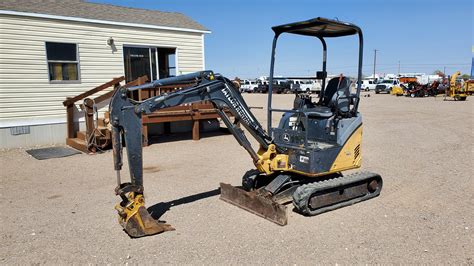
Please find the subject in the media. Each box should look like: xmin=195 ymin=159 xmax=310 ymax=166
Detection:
xmin=0 ymin=0 xmax=208 ymax=32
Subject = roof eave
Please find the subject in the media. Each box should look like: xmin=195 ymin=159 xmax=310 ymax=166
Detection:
xmin=0 ymin=10 xmax=211 ymax=34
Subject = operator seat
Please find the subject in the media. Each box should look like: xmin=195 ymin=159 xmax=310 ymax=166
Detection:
xmin=305 ymin=106 xmax=333 ymax=118
xmin=323 ymin=76 xmax=352 ymax=114
xmin=306 ymin=76 xmax=352 ymax=118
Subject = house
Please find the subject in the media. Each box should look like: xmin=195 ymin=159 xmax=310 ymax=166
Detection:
xmin=0 ymin=0 xmax=210 ymax=148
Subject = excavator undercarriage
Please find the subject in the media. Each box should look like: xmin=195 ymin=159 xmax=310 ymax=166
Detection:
xmin=110 ymin=17 xmax=383 ymax=237
xmin=221 ymin=171 xmax=382 ymax=226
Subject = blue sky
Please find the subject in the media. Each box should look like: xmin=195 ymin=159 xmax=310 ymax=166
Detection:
xmin=93 ymin=0 xmax=473 ymax=78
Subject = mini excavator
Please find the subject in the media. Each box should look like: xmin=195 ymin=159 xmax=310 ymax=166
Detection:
xmin=110 ymin=17 xmax=383 ymax=237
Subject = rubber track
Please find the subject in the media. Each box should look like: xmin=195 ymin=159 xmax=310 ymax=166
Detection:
xmin=292 ymin=171 xmax=382 ymax=216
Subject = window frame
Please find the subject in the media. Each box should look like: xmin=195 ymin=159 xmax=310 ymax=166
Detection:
xmin=45 ymin=41 xmax=81 ymax=84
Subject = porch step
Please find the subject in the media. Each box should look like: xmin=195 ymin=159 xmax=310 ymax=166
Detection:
xmin=97 ymin=117 xmax=110 ymax=127
xmin=66 ymin=138 xmax=88 ymax=153
xmin=77 ymin=126 xmax=111 ymax=141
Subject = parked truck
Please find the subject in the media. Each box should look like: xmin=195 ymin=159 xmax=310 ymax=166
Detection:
xmin=239 ymin=79 xmax=259 ymax=93
xmin=257 ymin=79 xmax=290 ymax=94
xmin=375 ymin=79 xmax=400 ymax=94
xmin=288 ymin=79 xmax=320 ymax=93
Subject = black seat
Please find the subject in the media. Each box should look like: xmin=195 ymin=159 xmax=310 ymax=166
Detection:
xmin=306 ymin=106 xmax=333 ymax=118
xmin=322 ymin=77 xmax=352 ymax=114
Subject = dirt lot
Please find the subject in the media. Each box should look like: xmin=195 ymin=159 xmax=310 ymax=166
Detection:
xmin=1 ymin=93 xmax=473 ymax=264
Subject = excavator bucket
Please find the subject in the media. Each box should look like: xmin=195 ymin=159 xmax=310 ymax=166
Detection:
xmin=115 ymin=194 xmax=174 ymax=238
xmin=120 ymin=206 xmax=174 ymax=238
xmin=219 ymin=183 xmax=288 ymax=226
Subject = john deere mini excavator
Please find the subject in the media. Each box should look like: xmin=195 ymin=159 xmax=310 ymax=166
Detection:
xmin=110 ymin=17 xmax=383 ymax=237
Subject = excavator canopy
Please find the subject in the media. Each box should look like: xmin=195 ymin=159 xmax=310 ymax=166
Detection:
xmin=267 ymin=17 xmax=364 ymax=132
xmin=272 ymin=17 xmax=361 ymax=37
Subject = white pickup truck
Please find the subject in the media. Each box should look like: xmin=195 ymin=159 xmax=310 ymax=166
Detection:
xmin=375 ymin=79 xmax=400 ymax=94
xmin=289 ymin=79 xmax=321 ymax=93
xmin=239 ymin=79 xmax=259 ymax=93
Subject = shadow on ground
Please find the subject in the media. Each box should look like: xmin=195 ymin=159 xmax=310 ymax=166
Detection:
xmin=147 ymin=188 xmax=221 ymax=219
xmin=147 ymin=128 xmax=230 ymax=145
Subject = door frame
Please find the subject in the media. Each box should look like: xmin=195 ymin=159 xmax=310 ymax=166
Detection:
xmin=122 ymin=44 xmax=179 ymax=81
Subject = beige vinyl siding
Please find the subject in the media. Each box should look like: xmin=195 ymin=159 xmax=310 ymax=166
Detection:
xmin=0 ymin=14 xmax=205 ymax=127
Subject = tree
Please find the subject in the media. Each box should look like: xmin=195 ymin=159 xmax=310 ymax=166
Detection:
xmin=433 ymin=70 xmax=445 ymax=77
xmin=460 ymin=74 xmax=470 ymax=81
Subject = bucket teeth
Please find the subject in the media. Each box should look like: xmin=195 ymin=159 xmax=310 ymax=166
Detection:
xmin=219 ymin=183 xmax=287 ymax=226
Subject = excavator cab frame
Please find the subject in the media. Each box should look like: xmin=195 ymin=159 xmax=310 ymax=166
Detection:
xmin=267 ymin=17 xmax=364 ymax=133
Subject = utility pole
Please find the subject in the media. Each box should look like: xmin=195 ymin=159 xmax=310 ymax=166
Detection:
xmin=398 ymin=60 xmax=400 ymax=75
xmin=443 ymin=66 xmax=446 ymax=76
xmin=373 ymin=49 xmax=378 ymax=79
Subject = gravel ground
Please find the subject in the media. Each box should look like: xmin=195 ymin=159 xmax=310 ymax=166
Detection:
xmin=1 ymin=93 xmax=473 ymax=264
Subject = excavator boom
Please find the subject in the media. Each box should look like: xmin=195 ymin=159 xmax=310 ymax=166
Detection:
xmin=110 ymin=71 xmax=280 ymax=236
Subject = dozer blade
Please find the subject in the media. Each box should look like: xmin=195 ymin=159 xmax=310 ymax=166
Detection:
xmin=116 ymin=194 xmax=174 ymax=238
xmin=219 ymin=183 xmax=288 ymax=226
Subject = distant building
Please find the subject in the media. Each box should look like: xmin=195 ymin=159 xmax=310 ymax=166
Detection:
xmin=384 ymin=74 xmax=397 ymax=79
xmin=0 ymin=0 xmax=209 ymax=148
xmin=364 ymin=74 xmax=382 ymax=82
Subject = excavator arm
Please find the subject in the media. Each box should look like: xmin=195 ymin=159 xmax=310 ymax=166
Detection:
xmin=110 ymin=71 xmax=275 ymax=237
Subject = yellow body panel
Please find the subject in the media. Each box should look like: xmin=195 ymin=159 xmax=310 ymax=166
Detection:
xmin=330 ymin=126 xmax=362 ymax=171
xmin=255 ymin=126 xmax=363 ymax=177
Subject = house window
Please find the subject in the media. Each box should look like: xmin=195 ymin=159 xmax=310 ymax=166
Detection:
xmin=46 ymin=42 xmax=79 ymax=81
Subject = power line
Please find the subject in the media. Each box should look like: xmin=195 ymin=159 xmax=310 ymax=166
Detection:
xmin=315 ymin=63 xmax=470 ymax=70
xmin=373 ymin=49 xmax=378 ymax=78
xmin=382 ymin=63 xmax=470 ymax=66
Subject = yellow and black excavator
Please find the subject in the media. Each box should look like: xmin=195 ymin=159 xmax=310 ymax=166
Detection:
xmin=110 ymin=17 xmax=383 ymax=237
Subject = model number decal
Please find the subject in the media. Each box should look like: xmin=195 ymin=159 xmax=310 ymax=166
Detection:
xmin=299 ymin=156 xmax=309 ymax=164
xmin=221 ymin=86 xmax=253 ymax=125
